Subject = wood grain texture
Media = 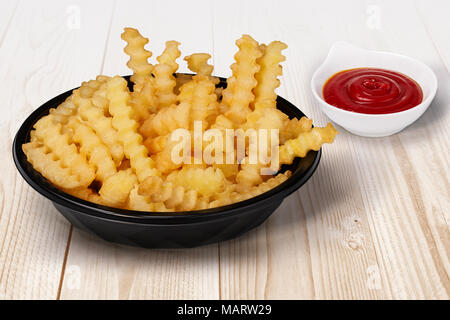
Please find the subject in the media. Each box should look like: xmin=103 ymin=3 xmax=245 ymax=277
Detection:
xmin=59 ymin=231 xmax=219 ymax=299
xmin=0 ymin=0 xmax=448 ymax=300
xmin=0 ymin=0 xmax=114 ymax=299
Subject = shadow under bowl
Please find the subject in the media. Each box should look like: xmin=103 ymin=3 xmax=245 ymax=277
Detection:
xmin=12 ymin=75 xmax=321 ymax=248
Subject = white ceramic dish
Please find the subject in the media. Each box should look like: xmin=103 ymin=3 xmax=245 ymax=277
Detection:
xmin=311 ymin=42 xmax=438 ymax=137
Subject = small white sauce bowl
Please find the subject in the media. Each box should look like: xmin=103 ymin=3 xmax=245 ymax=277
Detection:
xmin=311 ymin=42 xmax=438 ymax=137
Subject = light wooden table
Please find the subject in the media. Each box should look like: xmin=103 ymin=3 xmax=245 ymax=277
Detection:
xmin=0 ymin=0 xmax=448 ymax=300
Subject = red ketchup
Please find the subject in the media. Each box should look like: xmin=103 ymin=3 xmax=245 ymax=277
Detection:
xmin=323 ymin=68 xmax=423 ymax=114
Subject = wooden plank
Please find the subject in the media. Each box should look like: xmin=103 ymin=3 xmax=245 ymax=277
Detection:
xmin=0 ymin=0 xmax=114 ymax=299
xmin=59 ymin=0 xmax=220 ymax=300
xmin=59 ymin=232 xmax=219 ymax=299
xmin=213 ymin=0 xmax=448 ymax=299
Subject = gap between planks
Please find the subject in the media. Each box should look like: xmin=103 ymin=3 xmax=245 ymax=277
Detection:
xmin=56 ymin=226 xmax=73 ymax=300
xmin=55 ymin=0 xmax=118 ymax=297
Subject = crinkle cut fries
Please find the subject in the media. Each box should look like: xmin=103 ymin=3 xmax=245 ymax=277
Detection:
xmin=23 ymin=27 xmax=337 ymax=212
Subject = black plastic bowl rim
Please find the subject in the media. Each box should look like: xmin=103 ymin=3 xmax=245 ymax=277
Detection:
xmin=12 ymin=75 xmax=321 ymax=225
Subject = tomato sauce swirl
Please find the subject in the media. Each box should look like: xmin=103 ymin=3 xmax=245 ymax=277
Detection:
xmin=323 ymin=68 xmax=423 ymax=114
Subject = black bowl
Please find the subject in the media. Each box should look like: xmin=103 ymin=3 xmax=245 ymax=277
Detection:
xmin=12 ymin=75 xmax=321 ymax=248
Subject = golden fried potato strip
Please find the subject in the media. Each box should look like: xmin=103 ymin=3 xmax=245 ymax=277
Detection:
xmin=152 ymin=138 xmax=183 ymax=174
xmin=178 ymin=74 xmax=218 ymax=129
xmin=232 ymin=171 xmax=291 ymax=203
xmin=140 ymin=101 xmax=190 ymax=138
xmin=22 ymin=142 xmax=84 ymax=189
xmin=121 ymin=28 xmax=157 ymax=120
xmin=129 ymin=77 xmax=156 ymax=120
xmin=49 ymin=76 xmax=109 ymax=125
xmin=245 ymin=101 xmax=288 ymax=129
xmin=106 ymin=76 xmax=159 ymax=182
xmin=127 ymin=185 xmax=170 ymax=211
xmin=139 ymin=176 xmax=207 ymax=211
xmin=235 ymin=159 xmax=265 ymax=190
xmin=236 ymin=123 xmax=337 ymax=189
xmin=279 ymin=123 xmax=338 ymax=163
xmin=33 ymin=115 xmax=95 ymax=187
xmin=253 ymin=41 xmax=287 ymax=108
xmin=280 ymin=117 xmax=313 ymax=143
xmin=184 ymin=53 xmax=213 ymax=76
xmin=77 ymin=95 xmax=124 ymax=165
xmin=68 ymin=118 xmax=117 ymax=182
xmin=99 ymin=168 xmax=137 ymax=207
xmin=91 ymin=81 xmax=110 ymax=112
xmin=157 ymin=40 xmax=181 ymax=69
xmin=166 ymin=167 xmax=226 ymax=198
xmin=49 ymin=97 xmax=77 ymax=125
xmin=207 ymin=182 xmax=235 ymax=208
xmin=222 ymin=35 xmax=262 ymax=125
xmin=121 ymin=27 xmax=153 ymax=84
xmin=154 ymin=41 xmax=181 ymax=109
xmin=63 ymin=187 xmax=104 ymax=205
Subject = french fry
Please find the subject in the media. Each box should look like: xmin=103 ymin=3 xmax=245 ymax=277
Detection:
xmin=106 ymin=76 xmax=159 ymax=182
xmin=63 ymin=187 xmax=104 ymax=205
xmin=121 ymin=28 xmax=157 ymax=120
xmin=138 ymin=176 xmax=206 ymax=211
xmin=127 ymin=185 xmax=170 ymax=211
xmin=129 ymin=76 xmax=156 ymax=120
xmin=33 ymin=115 xmax=95 ymax=187
xmin=140 ymin=101 xmax=190 ymax=138
xmin=49 ymin=96 xmax=77 ymax=125
xmin=280 ymin=117 xmax=313 ymax=143
xmin=154 ymin=41 xmax=181 ymax=109
xmin=166 ymin=167 xmax=226 ymax=198
xmin=223 ymin=35 xmax=262 ymax=124
xmin=152 ymin=137 xmax=184 ymax=174
xmin=253 ymin=41 xmax=287 ymax=108
xmin=121 ymin=27 xmax=153 ymax=85
xmin=157 ymin=40 xmax=181 ymax=69
xmin=91 ymin=81 xmax=110 ymax=113
xmin=22 ymin=142 xmax=85 ymax=189
xmin=184 ymin=53 xmax=219 ymax=85
xmin=77 ymin=96 xmax=124 ymax=165
xmin=246 ymin=101 xmax=288 ymax=128
xmin=23 ymin=29 xmax=338 ymax=213
xmin=49 ymin=76 xmax=108 ymax=125
xmin=236 ymin=123 xmax=337 ymax=190
xmin=232 ymin=171 xmax=291 ymax=203
xmin=99 ymin=169 xmax=137 ymax=207
xmin=279 ymin=123 xmax=338 ymax=162
xmin=178 ymin=74 xmax=218 ymax=129
xmin=144 ymin=135 xmax=168 ymax=154
xmin=207 ymin=182 xmax=235 ymax=208
xmin=185 ymin=53 xmax=213 ymax=76
xmin=68 ymin=118 xmax=117 ymax=182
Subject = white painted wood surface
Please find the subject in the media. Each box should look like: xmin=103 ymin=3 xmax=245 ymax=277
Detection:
xmin=0 ymin=0 xmax=448 ymax=299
